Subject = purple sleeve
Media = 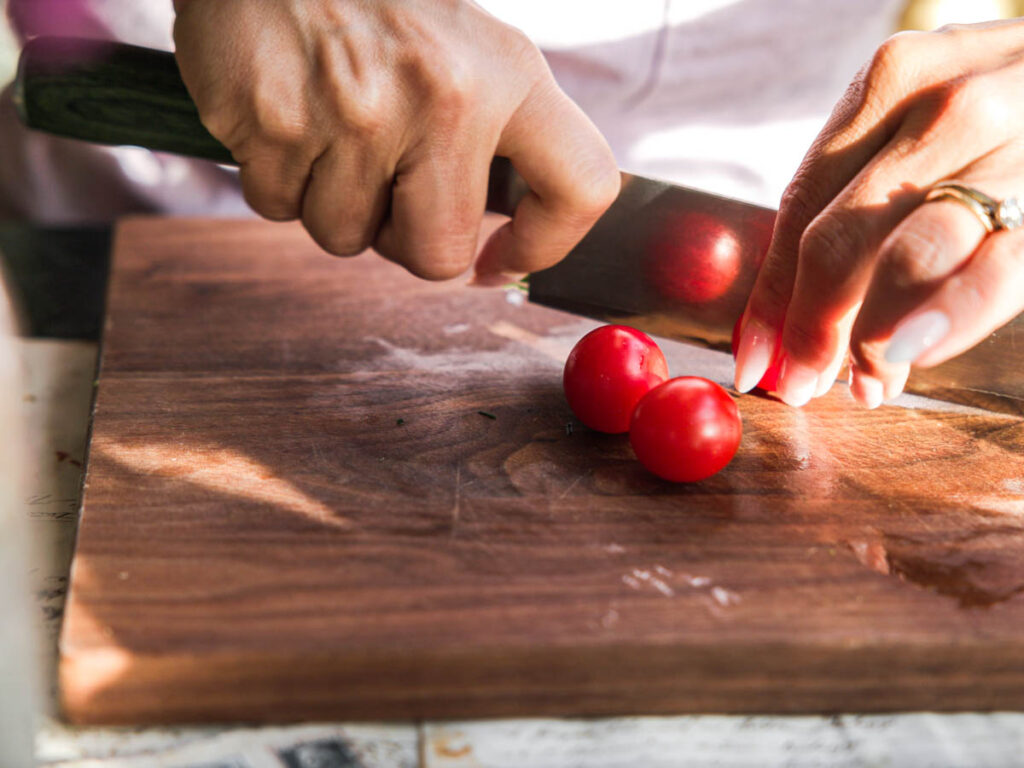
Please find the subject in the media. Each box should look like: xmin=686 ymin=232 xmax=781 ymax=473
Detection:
xmin=7 ymin=0 xmax=112 ymax=42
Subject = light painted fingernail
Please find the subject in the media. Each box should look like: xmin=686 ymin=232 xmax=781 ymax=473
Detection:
xmin=734 ymin=319 xmax=776 ymax=393
xmin=467 ymin=270 xmax=526 ymax=289
xmin=850 ymin=365 xmax=884 ymax=409
xmin=777 ymin=357 xmax=819 ymax=408
xmin=884 ymin=310 xmax=950 ymax=364
xmin=883 ymin=364 xmax=911 ymax=401
xmin=814 ymin=349 xmax=847 ymax=397
xmin=814 ymin=369 xmax=836 ymax=398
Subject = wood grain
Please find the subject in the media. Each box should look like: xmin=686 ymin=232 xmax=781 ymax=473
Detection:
xmin=61 ymin=217 xmax=1024 ymax=724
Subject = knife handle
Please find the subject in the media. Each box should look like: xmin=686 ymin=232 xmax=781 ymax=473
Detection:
xmin=14 ymin=36 xmax=527 ymax=216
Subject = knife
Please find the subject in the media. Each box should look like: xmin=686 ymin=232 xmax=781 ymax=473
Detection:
xmin=15 ymin=36 xmax=1023 ymax=415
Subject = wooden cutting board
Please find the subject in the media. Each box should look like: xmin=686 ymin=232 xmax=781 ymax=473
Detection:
xmin=61 ymin=216 xmax=1024 ymax=725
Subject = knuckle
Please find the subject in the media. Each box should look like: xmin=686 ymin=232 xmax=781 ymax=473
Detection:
xmin=428 ymin=60 xmax=475 ymax=123
xmin=553 ymin=150 xmax=620 ymax=223
xmin=865 ymin=32 xmax=919 ymax=90
xmin=234 ymin=72 xmax=310 ymax=148
xmin=574 ymin=154 xmax=621 ymax=216
xmin=504 ymin=26 xmax=547 ymax=73
xmin=748 ymin=257 xmax=793 ymax=321
xmin=778 ymin=177 xmax=822 ymax=230
xmin=799 ymin=209 xmax=868 ymax=276
xmin=933 ymin=22 xmax=971 ymax=39
xmin=849 ymin=332 xmax=887 ymax=374
xmin=941 ymin=75 xmax=1008 ymax=132
xmin=947 ymin=274 xmax=988 ymax=316
xmin=783 ymin=317 xmax=832 ymax=365
xmin=878 ymin=225 xmax=950 ymax=289
xmin=405 ymin=45 xmax=481 ymax=126
xmin=312 ymin=38 xmax=390 ymax=137
xmin=249 ymin=98 xmax=308 ymax=148
xmin=340 ymin=95 xmax=389 ymax=136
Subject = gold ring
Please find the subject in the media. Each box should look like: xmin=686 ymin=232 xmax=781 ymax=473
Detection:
xmin=924 ymin=181 xmax=1024 ymax=233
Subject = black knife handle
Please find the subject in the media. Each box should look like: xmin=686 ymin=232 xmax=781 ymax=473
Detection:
xmin=14 ymin=36 xmax=526 ymax=216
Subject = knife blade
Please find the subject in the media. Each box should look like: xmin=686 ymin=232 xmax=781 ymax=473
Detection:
xmin=15 ymin=36 xmax=1023 ymax=414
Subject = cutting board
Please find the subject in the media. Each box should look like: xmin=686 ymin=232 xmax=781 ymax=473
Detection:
xmin=61 ymin=216 xmax=1024 ymax=725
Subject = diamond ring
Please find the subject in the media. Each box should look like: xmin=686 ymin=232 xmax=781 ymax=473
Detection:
xmin=924 ymin=181 xmax=1024 ymax=233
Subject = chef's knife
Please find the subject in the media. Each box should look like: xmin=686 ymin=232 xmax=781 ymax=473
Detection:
xmin=15 ymin=36 xmax=1023 ymax=414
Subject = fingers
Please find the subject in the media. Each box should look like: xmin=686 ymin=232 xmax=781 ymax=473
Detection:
xmin=773 ymin=143 xmax=981 ymax=405
xmin=903 ymin=228 xmax=1024 ymax=367
xmin=849 ymin=198 xmax=1024 ymax=397
xmin=845 ymin=147 xmax=1024 ymax=407
xmin=301 ymin=144 xmax=392 ymax=257
xmin=847 ymin=196 xmax=987 ymax=377
xmin=741 ymin=79 xmax=1015 ymax=405
xmin=373 ymin=137 xmax=495 ymax=281
xmin=733 ymin=27 xmax=1023 ymax=403
xmin=474 ymin=77 xmax=620 ymax=281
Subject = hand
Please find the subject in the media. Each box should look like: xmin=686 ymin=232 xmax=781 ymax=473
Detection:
xmin=734 ymin=20 xmax=1024 ymax=408
xmin=172 ymin=0 xmax=619 ymax=282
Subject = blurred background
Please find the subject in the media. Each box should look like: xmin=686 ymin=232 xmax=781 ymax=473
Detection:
xmin=0 ymin=4 xmax=15 ymax=85
xmin=3 ymin=0 xmax=1024 ymax=90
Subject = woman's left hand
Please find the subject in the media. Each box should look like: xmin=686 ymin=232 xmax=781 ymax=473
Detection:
xmin=734 ymin=19 xmax=1024 ymax=408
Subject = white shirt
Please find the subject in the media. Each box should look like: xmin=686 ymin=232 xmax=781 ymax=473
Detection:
xmin=478 ymin=0 xmax=902 ymax=205
xmin=0 ymin=0 xmax=903 ymax=221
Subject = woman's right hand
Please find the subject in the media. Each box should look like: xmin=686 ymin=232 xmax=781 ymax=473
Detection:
xmin=172 ymin=0 xmax=619 ymax=283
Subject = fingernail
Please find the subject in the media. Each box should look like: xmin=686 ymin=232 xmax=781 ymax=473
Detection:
xmin=814 ymin=349 xmax=847 ymax=397
xmin=467 ymin=270 xmax=526 ymax=289
xmin=850 ymin=365 xmax=884 ymax=409
xmin=776 ymin=356 xmax=819 ymax=408
xmin=884 ymin=310 xmax=950 ymax=364
xmin=883 ymin=364 xmax=910 ymax=401
xmin=734 ymin=319 xmax=776 ymax=393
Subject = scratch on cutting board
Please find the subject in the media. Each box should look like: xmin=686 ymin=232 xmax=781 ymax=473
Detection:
xmin=450 ymin=464 xmax=462 ymax=538
xmin=621 ymin=574 xmax=642 ymax=590
xmin=556 ymin=473 xmax=587 ymax=500
xmin=486 ymin=320 xmax=583 ymax=362
xmin=369 ymin=335 xmax=559 ymax=374
xmin=617 ymin=564 xmax=740 ymax=614
xmin=711 ymin=586 xmax=741 ymax=607
xmin=601 ymin=607 xmax=620 ymax=628
xmin=623 ymin=568 xmax=675 ymax=597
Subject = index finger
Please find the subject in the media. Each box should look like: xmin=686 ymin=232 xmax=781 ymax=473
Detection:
xmin=473 ymin=76 xmax=620 ymax=281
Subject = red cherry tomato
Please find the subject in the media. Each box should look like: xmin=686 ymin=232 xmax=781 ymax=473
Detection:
xmin=563 ymin=325 xmax=669 ymax=434
xmin=629 ymin=377 xmax=742 ymax=482
xmin=730 ymin=316 xmax=781 ymax=392
xmin=645 ymin=211 xmax=744 ymax=304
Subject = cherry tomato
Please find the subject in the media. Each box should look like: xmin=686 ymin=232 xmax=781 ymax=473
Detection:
xmin=645 ymin=211 xmax=744 ymax=304
xmin=730 ymin=316 xmax=781 ymax=392
xmin=563 ymin=325 xmax=669 ymax=434
xmin=629 ymin=377 xmax=741 ymax=482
